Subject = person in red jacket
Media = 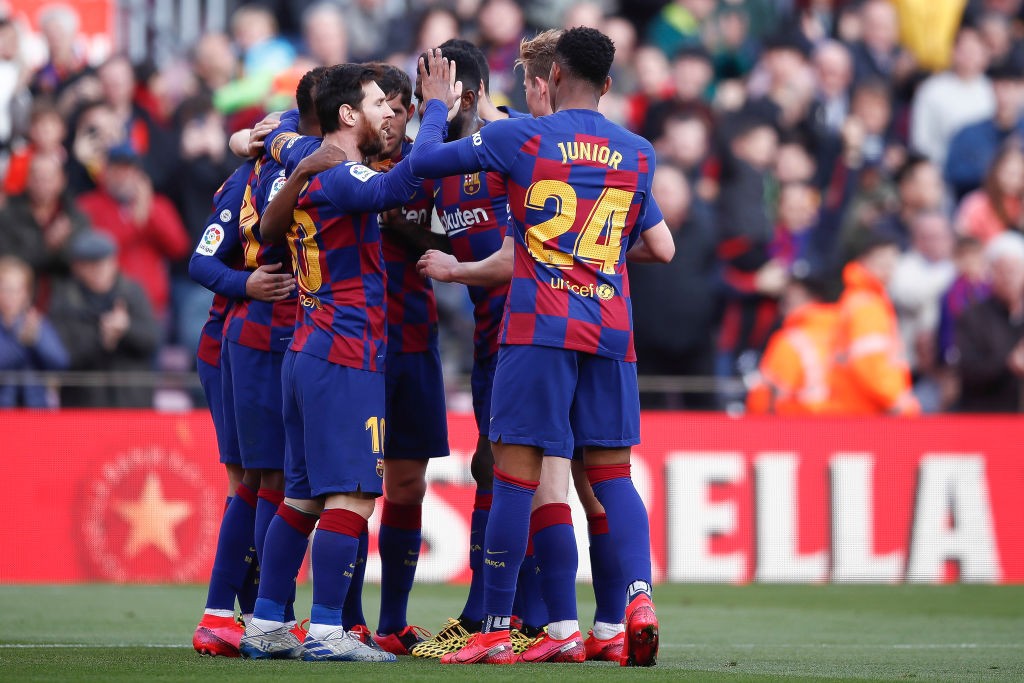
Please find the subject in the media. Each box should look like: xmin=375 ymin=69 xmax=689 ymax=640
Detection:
xmin=746 ymin=270 xmax=839 ymax=415
xmin=76 ymin=145 xmax=190 ymax=321
xmin=828 ymin=232 xmax=920 ymax=415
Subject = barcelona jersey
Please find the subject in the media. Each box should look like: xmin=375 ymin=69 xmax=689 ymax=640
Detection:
xmin=223 ymin=155 xmax=299 ymax=353
xmin=414 ymin=103 xmax=663 ymax=361
xmin=377 ymin=140 xmax=438 ymax=354
xmin=288 ymin=158 xmax=423 ymax=371
xmin=192 ymin=161 xmax=252 ymax=367
xmin=427 ymin=169 xmax=509 ymax=360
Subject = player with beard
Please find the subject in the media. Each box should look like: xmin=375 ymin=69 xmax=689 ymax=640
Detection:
xmin=239 ymin=61 xmax=456 ymax=663
xmin=413 ymin=29 xmax=674 ymax=666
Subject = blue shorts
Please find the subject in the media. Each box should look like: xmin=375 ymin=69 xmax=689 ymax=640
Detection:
xmin=282 ymin=350 xmax=386 ymax=499
xmin=198 ymin=357 xmax=241 ymax=466
xmin=470 ymin=353 xmax=499 ymax=436
xmin=222 ymin=340 xmax=285 ymax=471
xmin=489 ymin=345 xmax=640 ymax=458
xmin=384 ymin=348 xmax=449 ymax=459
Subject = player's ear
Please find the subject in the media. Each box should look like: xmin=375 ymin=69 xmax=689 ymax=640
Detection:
xmin=460 ymin=86 xmax=476 ymax=112
xmin=338 ymin=103 xmax=357 ymax=127
xmin=407 ymin=103 xmax=416 ymax=119
xmin=601 ymin=76 xmax=612 ymax=97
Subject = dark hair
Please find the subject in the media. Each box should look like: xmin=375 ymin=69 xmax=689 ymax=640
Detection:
xmin=437 ymin=45 xmax=483 ymax=104
xmin=368 ymin=62 xmax=412 ymax=109
xmin=894 ymin=151 xmax=932 ymax=187
xmin=440 ymin=38 xmax=490 ymax=91
xmin=173 ymin=94 xmax=215 ymax=129
xmin=315 ymin=64 xmax=378 ymax=134
xmin=554 ymin=27 xmax=615 ymax=89
xmin=297 ymin=66 xmax=330 ymax=121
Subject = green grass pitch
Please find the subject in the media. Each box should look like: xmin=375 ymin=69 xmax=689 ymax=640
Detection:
xmin=0 ymin=583 xmax=1022 ymax=681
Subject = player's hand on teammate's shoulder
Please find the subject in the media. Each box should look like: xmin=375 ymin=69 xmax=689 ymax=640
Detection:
xmin=295 ymin=143 xmax=348 ymax=178
xmin=245 ymin=262 xmax=296 ymax=302
xmin=417 ymin=249 xmax=460 ymax=282
xmin=244 ymin=112 xmax=283 ymax=157
xmin=418 ymin=47 xmax=463 ymax=120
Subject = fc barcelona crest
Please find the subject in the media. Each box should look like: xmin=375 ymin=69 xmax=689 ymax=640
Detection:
xmin=463 ymin=173 xmax=481 ymax=195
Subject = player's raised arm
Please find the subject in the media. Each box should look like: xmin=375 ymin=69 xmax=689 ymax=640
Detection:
xmin=417 ymin=234 xmax=513 ymax=287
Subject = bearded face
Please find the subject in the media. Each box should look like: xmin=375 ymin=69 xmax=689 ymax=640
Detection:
xmin=357 ymin=109 xmax=388 ymax=159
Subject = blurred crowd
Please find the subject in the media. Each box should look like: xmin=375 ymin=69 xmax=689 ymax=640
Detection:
xmin=1 ymin=0 xmax=1024 ymax=413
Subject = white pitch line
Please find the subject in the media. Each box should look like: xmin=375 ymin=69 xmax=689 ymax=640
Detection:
xmin=660 ymin=643 xmax=1024 ymax=650
xmin=0 ymin=643 xmax=191 ymax=649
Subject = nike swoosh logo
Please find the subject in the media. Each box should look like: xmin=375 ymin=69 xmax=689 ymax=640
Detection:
xmin=485 ymin=549 xmax=507 ymax=555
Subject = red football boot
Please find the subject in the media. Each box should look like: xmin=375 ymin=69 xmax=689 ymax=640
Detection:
xmin=620 ymin=594 xmax=659 ymax=667
xmin=516 ymin=631 xmax=585 ymax=663
xmin=440 ymin=631 xmax=516 ymax=665
xmin=373 ymin=625 xmax=431 ymax=655
xmin=584 ymin=629 xmax=624 ymax=661
xmin=193 ymin=614 xmax=243 ymax=657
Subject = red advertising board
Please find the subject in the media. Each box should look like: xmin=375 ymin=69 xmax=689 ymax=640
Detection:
xmin=1 ymin=411 xmax=1022 ymax=584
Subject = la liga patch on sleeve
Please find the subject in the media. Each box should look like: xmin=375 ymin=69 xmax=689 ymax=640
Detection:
xmin=195 ymin=224 xmax=224 ymax=255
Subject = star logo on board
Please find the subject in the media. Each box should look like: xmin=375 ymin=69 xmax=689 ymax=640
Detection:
xmin=79 ymin=446 xmax=219 ymax=582
xmin=114 ymin=473 xmax=192 ymax=560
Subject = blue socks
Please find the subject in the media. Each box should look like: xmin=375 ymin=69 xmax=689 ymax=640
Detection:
xmin=515 ymin=543 xmax=548 ymax=630
xmin=377 ymin=501 xmax=422 ymax=635
xmin=253 ymin=504 xmax=317 ymax=622
xmin=461 ymin=489 xmax=491 ymax=624
xmin=342 ymin=531 xmax=368 ymax=629
xmin=531 ymin=503 xmax=578 ymax=624
xmin=588 ymin=513 xmax=625 ymax=624
xmin=587 ymin=464 xmax=652 ymax=592
xmin=482 ymin=469 xmax=537 ymax=632
xmin=255 ymin=488 xmax=283 ymax=564
xmin=205 ymin=483 xmax=257 ymax=611
xmin=309 ymin=508 xmax=364 ymax=628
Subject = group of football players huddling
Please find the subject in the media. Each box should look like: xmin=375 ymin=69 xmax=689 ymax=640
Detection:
xmin=189 ymin=25 xmax=673 ymax=667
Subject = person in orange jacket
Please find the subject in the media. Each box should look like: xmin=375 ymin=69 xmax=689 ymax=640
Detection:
xmin=746 ymin=269 xmax=839 ymax=415
xmin=828 ymin=232 xmax=921 ymax=415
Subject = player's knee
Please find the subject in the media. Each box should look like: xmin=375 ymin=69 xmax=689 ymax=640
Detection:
xmin=257 ymin=468 xmax=284 ymax=491
xmin=240 ymin=468 xmax=261 ymax=490
xmin=470 ymin=453 xmax=494 ymax=489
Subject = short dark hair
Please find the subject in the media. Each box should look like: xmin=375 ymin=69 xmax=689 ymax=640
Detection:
xmin=554 ymin=27 xmax=615 ymax=89
xmin=440 ymin=38 xmax=490 ymax=91
xmin=297 ymin=66 xmax=329 ymax=121
xmin=894 ymin=151 xmax=932 ymax=186
xmin=437 ymin=45 xmax=483 ymax=104
xmin=315 ymin=64 xmax=378 ymax=134
xmin=368 ymin=62 xmax=413 ymax=109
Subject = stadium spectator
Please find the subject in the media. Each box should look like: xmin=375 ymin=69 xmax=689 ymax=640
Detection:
xmin=49 ymin=231 xmax=159 ymax=408
xmin=849 ymin=0 xmax=913 ymax=89
xmin=3 ymin=101 xmax=67 ymax=196
xmin=936 ymin=235 xmax=989 ymax=408
xmin=889 ymin=210 xmax=956 ymax=411
xmin=76 ymin=145 xmax=190 ymax=321
xmin=641 ymin=44 xmax=714 ymax=141
xmin=955 ymin=142 xmax=1024 ymax=243
xmin=65 ymin=100 xmax=124 ymax=196
xmin=716 ymin=112 xmax=782 ymax=386
xmin=828 ymin=232 xmax=919 ymax=415
xmin=710 ymin=3 xmax=759 ymax=83
xmin=191 ymin=33 xmax=238 ymax=95
xmin=0 ymin=255 xmax=68 ymax=408
xmin=478 ymin=0 xmax=528 ymax=109
xmin=945 ymin=63 xmax=1024 ymax=201
xmin=745 ymin=270 xmax=838 ymax=415
xmin=910 ymin=25 xmax=994 ymax=169
xmin=631 ymin=164 xmax=717 ymax=410
xmin=28 ymin=4 xmax=87 ymax=98
xmin=302 ymin=2 xmax=349 ymax=67
xmin=0 ymin=16 xmax=30 ymax=156
xmin=0 ymin=153 xmax=91 ymax=291
xmin=954 ymin=231 xmax=1024 ymax=412
xmin=646 ymin=0 xmax=714 ymax=58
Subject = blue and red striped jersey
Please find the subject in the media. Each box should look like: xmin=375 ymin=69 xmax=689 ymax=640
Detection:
xmin=428 ymin=169 xmax=509 ymax=360
xmin=376 ymin=140 xmax=438 ymax=354
xmin=288 ymin=157 xmax=423 ymax=371
xmin=190 ymin=162 xmax=252 ymax=367
xmin=415 ymin=104 xmax=663 ymax=362
xmin=223 ymin=155 xmax=299 ymax=353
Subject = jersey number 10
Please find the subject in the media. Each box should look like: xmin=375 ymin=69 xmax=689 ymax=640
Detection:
xmin=524 ymin=180 xmax=634 ymax=274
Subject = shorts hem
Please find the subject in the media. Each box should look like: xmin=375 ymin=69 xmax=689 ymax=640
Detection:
xmin=490 ymin=431 xmax=572 ymax=458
